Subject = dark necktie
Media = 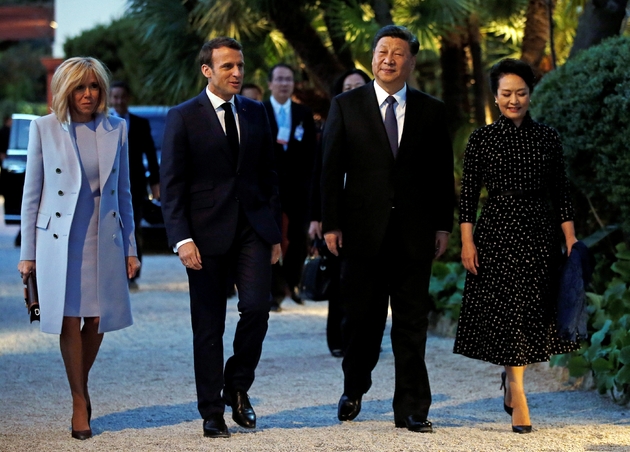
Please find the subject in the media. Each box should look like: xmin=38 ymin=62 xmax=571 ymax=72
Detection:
xmin=384 ymin=96 xmax=398 ymax=158
xmin=221 ymin=102 xmax=239 ymax=166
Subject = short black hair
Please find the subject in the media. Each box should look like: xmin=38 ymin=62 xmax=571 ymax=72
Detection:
xmin=241 ymin=83 xmax=263 ymax=95
xmin=489 ymin=58 xmax=536 ymax=94
xmin=110 ymin=80 xmax=131 ymax=94
xmin=267 ymin=63 xmax=295 ymax=82
xmin=372 ymin=25 xmax=419 ymax=56
xmin=199 ymin=37 xmax=242 ymax=68
xmin=332 ymin=68 xmax=371 ymax=96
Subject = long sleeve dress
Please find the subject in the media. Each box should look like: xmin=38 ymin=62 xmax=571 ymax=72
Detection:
xmin=453 ymin=114 xmax=580 ymax=366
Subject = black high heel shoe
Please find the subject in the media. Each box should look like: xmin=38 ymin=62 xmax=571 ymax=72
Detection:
xmin=512 ymin=425 xmax=532 ymax=434
xmin=500 ymin=371 xmax=513 ymax=416
xmin=71 ymin=417 xmax=93 ymax=440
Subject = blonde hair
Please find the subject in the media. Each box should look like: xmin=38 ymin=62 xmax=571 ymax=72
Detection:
xmin=51 ymin=57 xmax=111 ymax=124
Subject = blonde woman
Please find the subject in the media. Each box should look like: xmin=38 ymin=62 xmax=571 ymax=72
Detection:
xmin=18 ymin=57 xmax=140 ymax=440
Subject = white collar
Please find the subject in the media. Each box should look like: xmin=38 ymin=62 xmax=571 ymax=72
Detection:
xmin=269 ymin=95 xmax=291 ymax=112
xmin=206 ymin=86 xmax=235 ymax=111
xmin=373 ymin=81 xmax=407 ymax=108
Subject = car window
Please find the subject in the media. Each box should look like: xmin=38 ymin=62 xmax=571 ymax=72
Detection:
xmin=9 ymin=118 xmax=33 ymax=153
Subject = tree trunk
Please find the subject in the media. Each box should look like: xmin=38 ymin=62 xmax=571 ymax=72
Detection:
xmin=267 ymin=0 xmax=345 ymax=95
xmin=440 ymin=30 xmax=469 ymax=138
xmin=371 ymin=0 xmax=394 ymax=27
xmin=569 ymin=0 xmax=628 ymax=58
xmin=521 ymin=0 xmax=556 ymax=72
xmin=468 ymin=15 xmax=487 ymax=126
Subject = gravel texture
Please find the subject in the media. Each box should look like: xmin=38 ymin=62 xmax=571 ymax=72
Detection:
xmin=1 ymin=215 xmax=630 ymax=451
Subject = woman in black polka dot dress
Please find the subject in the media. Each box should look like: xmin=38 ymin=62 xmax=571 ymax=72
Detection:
xmin=453 ymin=59 xmax=580 ymax=434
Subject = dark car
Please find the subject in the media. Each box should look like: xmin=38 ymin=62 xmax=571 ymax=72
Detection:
xmin=1 ymin=108 xmax=170 ymax=229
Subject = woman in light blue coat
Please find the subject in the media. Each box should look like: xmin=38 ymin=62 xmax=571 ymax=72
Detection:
xmin=18 ymin=57 xmax=140 ymax=440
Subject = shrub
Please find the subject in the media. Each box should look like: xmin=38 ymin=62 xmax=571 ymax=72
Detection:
xmin=531 ymin=35 xmax=630 ymax=235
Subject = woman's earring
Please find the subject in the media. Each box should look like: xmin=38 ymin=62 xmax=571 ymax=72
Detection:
xmin=494 ymin=100 xmax=498 ymax=106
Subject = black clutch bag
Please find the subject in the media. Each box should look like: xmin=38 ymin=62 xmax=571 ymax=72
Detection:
xmin=298 ymin=239 xmax=333 ymax=302
xmin=23 ymin=272 xmax=40 ymax=323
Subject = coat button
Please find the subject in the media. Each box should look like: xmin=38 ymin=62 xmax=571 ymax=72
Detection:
xmin=112 ymin=234 xmax=116 ymax=239
xmin=112 ymin=212 xmax=116 ymax=217
xmin=55 ymin=168 xmax=62 ymax=174
xmin=111 ymin=189 xmax=115 ymax=195
xmin=58 ymin=190 xmax=64 ymax=196
xmin=53 ymin=233 xmax=59 ymax=239
xmin=55 ymin=212 xmax=61 ymax=218
xmin=111 ymin=168 xmax=117 ymax=173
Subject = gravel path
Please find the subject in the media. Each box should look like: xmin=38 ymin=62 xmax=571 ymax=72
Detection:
xmin=1 ymin=216 xmax=630 ymax=451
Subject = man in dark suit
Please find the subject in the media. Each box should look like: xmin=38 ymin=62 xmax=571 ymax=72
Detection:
xmin=263 ymin=64 xmax=317 ymax=310
xmin=321 ymin=25 xmax=454 ymax=433
xmin=109 ymin=81 xmax=160 ymax=289
xmin=160 ymin=37 xmax=282 ymax=438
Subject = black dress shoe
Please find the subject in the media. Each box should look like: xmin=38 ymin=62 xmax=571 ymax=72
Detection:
xmin=512 ymin=424 xmax=532 ymax=434
xmin=395 ymin=415 xmax=433 ymax=433
xmin=500 ymin=371 xmax=513 ymax=416
xmin=337 ymin=394 xmax=361 ymax=421
xmin=226 ymin=391 xmax=256 ymax=429
xmin=203 ymin=415 xmax=230 ymax=438
xmin=71 ymin=428 xmax=92 ymax=440
xmin=330 ymin=349 xmax=344 ymax=358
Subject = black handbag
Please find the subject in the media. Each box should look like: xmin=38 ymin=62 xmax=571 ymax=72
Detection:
xmin=298 ymin=239 xmax=333 ymax=301
xmin=23 ymin=272 xmax=40 ymax=323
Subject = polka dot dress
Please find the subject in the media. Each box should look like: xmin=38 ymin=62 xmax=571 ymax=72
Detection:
xmin=453 ymin=113 xmax=580 ymax=366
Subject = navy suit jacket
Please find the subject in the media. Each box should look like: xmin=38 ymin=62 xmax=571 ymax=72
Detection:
xmin=321 ymin=82 xmax=454 ymax=259
xmin=263 ymin=100 xmax=317 ymax=220
xmin=127 ymin=112 xmax=159 ymax=202
xmin=160 ymin=91 xmax=282 ymax=256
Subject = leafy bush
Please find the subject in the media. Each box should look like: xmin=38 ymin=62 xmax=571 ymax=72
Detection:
xmin=531 ymin=35 xmax=630 ymax=235
xmin=429 ymin=261 xmax=466 ymax=321
xmin=551 ymin=243 xmax=630 ymax=404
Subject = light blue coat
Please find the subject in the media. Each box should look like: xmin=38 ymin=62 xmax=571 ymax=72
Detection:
xmin=20 ymin=113 xmax=136 ymax=334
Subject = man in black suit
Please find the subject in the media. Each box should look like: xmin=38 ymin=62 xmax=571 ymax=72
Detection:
xmin=109 ymin=81 xmax=160 ymax=289
xmin=263 ymin=64 xmax=317 ymax=310
xmin=321 ymin=25 xmax=454 ymax=433
xmin=160 ymin=37 xmax=282 ymax=438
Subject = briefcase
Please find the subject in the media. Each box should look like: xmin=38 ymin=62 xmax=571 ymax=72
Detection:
xmin=23 ymin=272 xmax=40 ymax=323
xmin=298 ymin=239 xmax=333 ymax=301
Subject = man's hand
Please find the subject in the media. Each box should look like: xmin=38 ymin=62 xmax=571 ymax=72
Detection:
xmin=308 ymin=221 xmax=322 ymax=240
xmin=126 ymin=256 xmax=141 ymax=279
xmin=324 ymin=230 xmax=343 ymax=256
xmin=178 ymin=241 xmax=202 ymax=270
xmin=434 ymin=231 xmax=449 ymax=260
xmin=271 ymin=243 xmax=281 ymax=264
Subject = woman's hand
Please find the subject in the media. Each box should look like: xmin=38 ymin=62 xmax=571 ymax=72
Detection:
xmin=18 ymin=260 xmax=36 ymax=284
xmin=460 ymin=222 xmax=479 ymax=275
xmin=126 ymin=256 xmax=141 ymax=279
xmin=461 ymin=240 xmax=479 ymax=275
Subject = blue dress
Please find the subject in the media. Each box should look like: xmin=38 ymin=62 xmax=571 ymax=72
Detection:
xmin=64 ymin=120 xmax=100 ymax=317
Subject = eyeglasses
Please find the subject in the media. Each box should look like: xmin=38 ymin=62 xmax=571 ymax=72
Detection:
xmin=272 ymin=77 xmax=294 ymax=83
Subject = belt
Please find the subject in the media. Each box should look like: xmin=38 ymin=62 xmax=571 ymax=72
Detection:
xmin=489 ymin=189 xmax=544 ymax=198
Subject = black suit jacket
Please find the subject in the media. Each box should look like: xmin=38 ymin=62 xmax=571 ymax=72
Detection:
xmin=321 ymin=82 xmax=454 ymax=259
xmin=127 ymin=113 xmax=160 ymax=201
xmin=263 ymin=100 xmax=317 ymax=220
xmin=160 ymin=91 xmax=282 ymax=256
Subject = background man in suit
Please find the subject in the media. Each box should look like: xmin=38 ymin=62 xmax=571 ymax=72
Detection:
xmin=160 ymin=37 xmax=282 ymax=438
xmin=321 ymin=25 xmax=454 ymax=433
xmin=263 ymin=64 xmax=317 ymax=310
xmin=109 ymin=81 xmax=160 ymax=289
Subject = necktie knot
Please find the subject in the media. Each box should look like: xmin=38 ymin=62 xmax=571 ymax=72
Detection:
xmin=386 ymin=96 xmax=396 ymax=106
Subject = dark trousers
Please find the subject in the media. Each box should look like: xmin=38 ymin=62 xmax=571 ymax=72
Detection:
xmin=340 ymin=212 xmax=434 ymax=419
xmin=187 ymin=217 xmax=272 ymax=419
xmin=272 ymin=210 xmax=308 ymax=298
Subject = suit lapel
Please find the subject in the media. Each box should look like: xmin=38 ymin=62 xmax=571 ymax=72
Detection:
xmin=95 ymin=114 xmax=120 ymax=193
xmin=362 ymin=82 xmax=395 ymax=162
xmin=399 ymin=88 xmax=426 ymax=155
xmin=234 ymin=96 xmax=248 ymax=169
xmin=196 ymin=92 xmax=237 ymax=168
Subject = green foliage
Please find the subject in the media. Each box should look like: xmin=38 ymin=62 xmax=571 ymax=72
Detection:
xmin=531 ymin=36 xmax=630 ymax=235
xmin=0 ymin=42 xmax=47 ymax=104
xmin=550 ymin=243 xmax=630 ymax=404
xmin=429 ymin=261 xmax=467 ymax=320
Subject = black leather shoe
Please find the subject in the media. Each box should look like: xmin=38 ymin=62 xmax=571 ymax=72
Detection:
xmin=500 ymin=371 xmax=513 ymax=416
xmin=337 ymin=394 xmax=361 ymax=421
xmin=226 ymin=391 xmax=256 ymax=429
xmin=512 ymin=424 xmax=532 ymax=434
xmin=71 ymin=428 xmax=92 ymax=440
xmin=203 ymin=414 xmax=230 ymax=438
xmin=330 ymin=349 xmax=344 ymax=358
xmin=395 ymin=415 xmax=433 ymax=433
